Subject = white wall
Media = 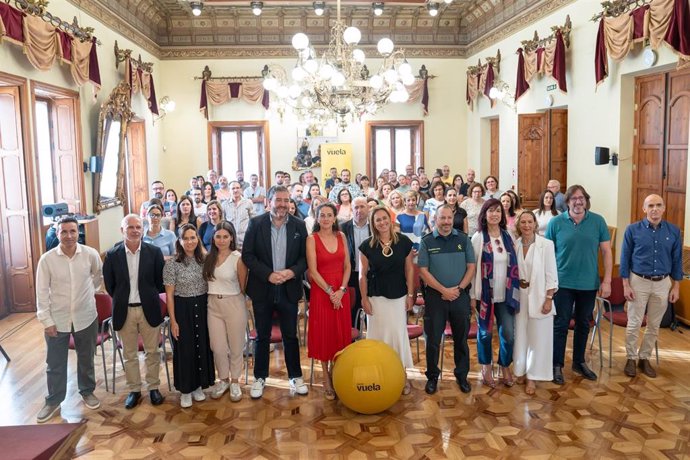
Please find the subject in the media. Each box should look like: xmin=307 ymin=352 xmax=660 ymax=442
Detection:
xmin=0 ymin=0 xmax=163 ymax=250
xmin=157 ymin=57 xmax=467 ymax=194
xmin=464 ymin=1 xmax=690 ymax=248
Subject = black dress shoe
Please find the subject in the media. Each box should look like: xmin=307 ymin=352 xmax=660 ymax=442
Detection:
xmin=424 ymin=379 xmax=438 ymax=395
xmin=149 ymin=389 xmax=165 ymax=406
xmin=553 ymin=366 xmax=565 ymax=385
xmin=572 ymin=362 xmax=598 ymax=380
xmin=125 ymin=392 xmax=141 ymax=409
xmin=457 ymin=378 xmax=471 ymax=394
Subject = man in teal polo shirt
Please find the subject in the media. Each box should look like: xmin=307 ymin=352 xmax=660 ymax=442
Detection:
xmin=545 ymin=185 xmax=612 ymax=384
xmin=418 ymin=205 xmax=476 ymax=394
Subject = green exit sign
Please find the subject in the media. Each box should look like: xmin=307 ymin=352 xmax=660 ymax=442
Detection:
xmin=546 ymin=84 xmax=557 ymax=91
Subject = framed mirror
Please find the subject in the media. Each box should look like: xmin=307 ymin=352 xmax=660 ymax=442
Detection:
xmin=93 ymin=80 xmax=133 ymax=213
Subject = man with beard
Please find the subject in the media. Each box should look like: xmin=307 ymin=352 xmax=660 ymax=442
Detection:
xmin=139 ymin=181 xmax=165 ymax=218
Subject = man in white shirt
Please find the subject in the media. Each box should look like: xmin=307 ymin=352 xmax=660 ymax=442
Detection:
xmin=191 ymin=188 xmax=207 ymax=218
xmin=222 ymin=181 xmax=254 ymax=249
xmin=244 ymin=173 xmax=266 ymax=216
xmin=35 ymin=216 xmax=103 ymax=423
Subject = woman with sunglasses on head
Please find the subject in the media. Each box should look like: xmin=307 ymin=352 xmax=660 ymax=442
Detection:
xmin=470 ymin=198 xmax=520 ymax=389
xmin=143 ymin=203 xmax=176 ymax=259
xmin=203 ymin=221 xmax=248 ymax=402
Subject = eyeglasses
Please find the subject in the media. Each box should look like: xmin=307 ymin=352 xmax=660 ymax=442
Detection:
xmin=570 ymin=197 xmax=586 ymax=203
xmin=494 ymin=238 xmax=504 ymax=253
xmin=149 ymin=213 xmax=162 ymax=218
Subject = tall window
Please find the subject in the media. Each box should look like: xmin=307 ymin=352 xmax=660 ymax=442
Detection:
xmin=366 ymin=121 xmax=423 ymax=178
xmin=209 ymin=121 xmax=269 ymax=186
xmin=33 ymin=91 xmax=83 ymax=225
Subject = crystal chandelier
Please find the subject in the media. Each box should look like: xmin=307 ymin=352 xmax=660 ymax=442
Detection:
xmin=262 ymin=0 xmax=414 ymax=130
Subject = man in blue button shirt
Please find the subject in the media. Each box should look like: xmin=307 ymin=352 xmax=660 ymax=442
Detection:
xmin=620 ymin=194 xmax=681 ymax=378
xmin=418 ymin=205 xmax=476 ymax=394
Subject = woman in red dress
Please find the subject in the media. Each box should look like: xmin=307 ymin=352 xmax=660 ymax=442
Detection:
xmin=306 ymin=202 xmax=352 ymax=400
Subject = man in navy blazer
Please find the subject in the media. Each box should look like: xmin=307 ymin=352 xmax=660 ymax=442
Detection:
xmin=242 ymin=186 xmax=308 ymax=399
xmin=103 ymin=214 xmax=165 ymax=409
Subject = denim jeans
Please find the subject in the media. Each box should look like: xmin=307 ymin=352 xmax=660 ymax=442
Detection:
xmin=553 ymin=287 xmax=597 ymax=367
xmin=476 ymin=302 xmax=515 ymax=367
xmin=45 ymin=318 xmax=98 ymax=405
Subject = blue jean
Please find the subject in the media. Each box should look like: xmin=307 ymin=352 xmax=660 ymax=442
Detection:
xmin=553 ymin=287 xmax=597 ymax=367
xmin=45 ymin=318 xmax=98 ymax=405
xmin=476 ymin=302 xmax=515 ymax=366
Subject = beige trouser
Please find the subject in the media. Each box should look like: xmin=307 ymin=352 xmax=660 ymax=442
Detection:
xmin=625 ymin=274 xmax=671 ymax=360
xmin=118 ymin=306 xmax=161 ymax=392
xmin=207 ymin=294 xmax=248 ymax=380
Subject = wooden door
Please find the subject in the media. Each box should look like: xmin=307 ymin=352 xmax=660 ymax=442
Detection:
xmin=664 ymin=68 xmax=689 ymax=235
xmin=632 ymin=69 xmax=688 ymax=238
xmin=632 ymin=74 xmax=665 ymax=221
xmin=51 ymin=98 xmax=82 ymax=213
xmin=0 ymin=86 xmax=35 ymax=312
xmin=518 ymin=113 xmax=548 ymax=208
xmin=549 ymin=109 xmax=568 ymax=192
xmin=126 ymin=120 xmax=148 ymax=215
xmin=490 ymin=118 xmax=499 ymax=179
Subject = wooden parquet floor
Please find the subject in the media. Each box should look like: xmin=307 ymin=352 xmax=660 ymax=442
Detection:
xmin=1 ymin=312 xmax=689 ymax=459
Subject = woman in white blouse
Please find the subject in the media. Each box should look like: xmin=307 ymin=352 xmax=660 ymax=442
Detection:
xmin=513 ymin=210 xmax=558 ymax=395
xmin=534 ymin=189 xmax=560 ymax=235
xmin=203 ymin=220 xmax=248 ymax=402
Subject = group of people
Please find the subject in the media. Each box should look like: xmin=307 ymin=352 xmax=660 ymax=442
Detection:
xmin=34 ymin=161 xmax=682 ymax=422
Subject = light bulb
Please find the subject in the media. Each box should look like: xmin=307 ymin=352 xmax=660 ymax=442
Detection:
xmin=262 ymin=77 xmax=278 ymax=91
xmin=288 ymin=85 xmax=301 ymax=99
xmin=292 ymin=66 xmax=307 ymax=81
xmin=292 ymin=33 xmax=309 ymax=50
xmin=377 ymin=38 xmax=394 ymax=55
xmin=343 ymin=27 xmax=361 ymax=45
xmin=313 ymin=1 xmax=325 ymax=15
xmin=277 ymin=86 xmax=289 ymax=99
xmin=319 ymin=63 xmax=335 ymax=80
xmin=331 ymin=71 xmax=346 ymax=87
xmin=402 ymin=73 xmax=415 ymax=85
xmin=398 ymin=90 xmax=409 ymax=102
xmin=489 ymin=87 xmax=499 ymax=99
xmin=304 ymin=59 xmax=318 ymax=74
xmin=372 ymin=2 xmax=384 ymax=16
xmin=427 ymin=2 xmax=439 ymax=16
xmin=251 ymin=1 xmax=263 ymax=16
xmin=384 ymin=68 xmax=398 ymax=84
xmin=398 ymin=61 xmax=412 ymax=76
xmin=190 ymin=2 xmax=203 ymax=16
xmin=165 ymin=100 xmax=176 ymax=112
xmin=353 ymin=49 xmax=366 ymax=64
xmin=370 ymin=74 xmax=383 ymax=89
xmin=444 ymin=0 xmax=453 ymax=3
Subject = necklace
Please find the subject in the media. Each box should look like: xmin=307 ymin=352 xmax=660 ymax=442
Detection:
xmin=381 ymin=239 xmax=393 ymax=258
xmin=522 ymin=237 xmax=535 ymax=246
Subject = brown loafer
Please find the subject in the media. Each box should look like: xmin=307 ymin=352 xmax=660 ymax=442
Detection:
xmin=624 ymin=359 xmax=637 ymax=377
xmin=638 ymin=359 xmax=657 ymax=378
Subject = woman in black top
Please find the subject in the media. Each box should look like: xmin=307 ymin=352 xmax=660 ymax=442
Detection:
xmin=358 ymin=205 xmax=415 ymax=395
xmin=444 ymin=187 xmax=468 ymax=234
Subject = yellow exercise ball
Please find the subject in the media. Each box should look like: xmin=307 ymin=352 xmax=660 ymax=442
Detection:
xmin=332 ymin=339 xmax=405 ymax=414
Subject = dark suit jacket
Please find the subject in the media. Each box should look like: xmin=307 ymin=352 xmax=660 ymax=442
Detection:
xmin=242 ymin=213 xmax=307 ymax=305
xmin=103 ymin=241 xmax=165 ymax=331
xmin=340 ymin=219 xmax=370 ymax=286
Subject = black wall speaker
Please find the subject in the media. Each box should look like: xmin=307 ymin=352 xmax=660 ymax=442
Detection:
xmin=594 ymin=146 xmax=610 ymax=165
xmin=89 ymin=155 xmax=103 ymax=173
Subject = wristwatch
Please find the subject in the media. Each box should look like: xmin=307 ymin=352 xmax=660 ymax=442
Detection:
xmin=339 ymin=286 xmax=347 ymax=292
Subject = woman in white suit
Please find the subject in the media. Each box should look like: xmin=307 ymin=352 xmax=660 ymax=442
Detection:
xmin=513 ymin=210 xmax=558 ymax=395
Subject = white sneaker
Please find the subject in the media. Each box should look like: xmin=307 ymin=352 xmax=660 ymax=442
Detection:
xmin=250 ymin=378 xmax=265 ymax=399
xmin=229 ymin=383 xmax=242 ymax=402
xmin=192 ymin=387 xmax=206 ymax=402
xmin=180 ymin=393 xmax=192 ymax=408
xmin=289 ymin=377 xmax=309 ymax=396
xmin=211 ymin=381 xmax=229 ymax=399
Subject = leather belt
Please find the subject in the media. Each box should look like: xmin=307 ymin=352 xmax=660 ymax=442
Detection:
xmin=519 ymin=279 xmax=530 ymax=288
xmin=128 ymin=302 xmax=142 ymax=307
xmin=633 ymin=272 xmax=669 ymax=282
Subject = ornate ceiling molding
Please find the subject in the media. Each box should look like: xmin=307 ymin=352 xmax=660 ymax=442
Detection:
xmin=158 ymin=45 xmax=464 ymax=60
xmin=464 ymin=0 xmax=577 ymax=57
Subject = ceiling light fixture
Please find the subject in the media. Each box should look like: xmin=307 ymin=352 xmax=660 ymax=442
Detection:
xmin=372 ymin=2 xmax=384 ymax=16
xmin=313 ymin=1 xmax=325 ymax=16
xmin=444 ymin=0 xmax=453 ymax=3
xmin=263 ymin=0 xmax=414 ymax=131
xmin=251 ymin=1 xmax=263 ymax=16
xmin=190 ymin=1 xmax=203 ymax=16
xmin=427 ymin=2 xmax=439 ymax=16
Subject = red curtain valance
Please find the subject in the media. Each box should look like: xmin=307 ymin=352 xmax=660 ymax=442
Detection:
xmin=0 ymin=3 xmax=101 ymax=93
xmin=514 ymin=29 xmax=568 ymax=102
xmin=465 ymin=62 xmax=497 ymax=110
xmin=594 ymin=0 xmax=690 ymax=86
xmin=125 ymin=58 xmax=158 ymax=115
xmin=199 ymin=80 xmax=270 ymax=119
